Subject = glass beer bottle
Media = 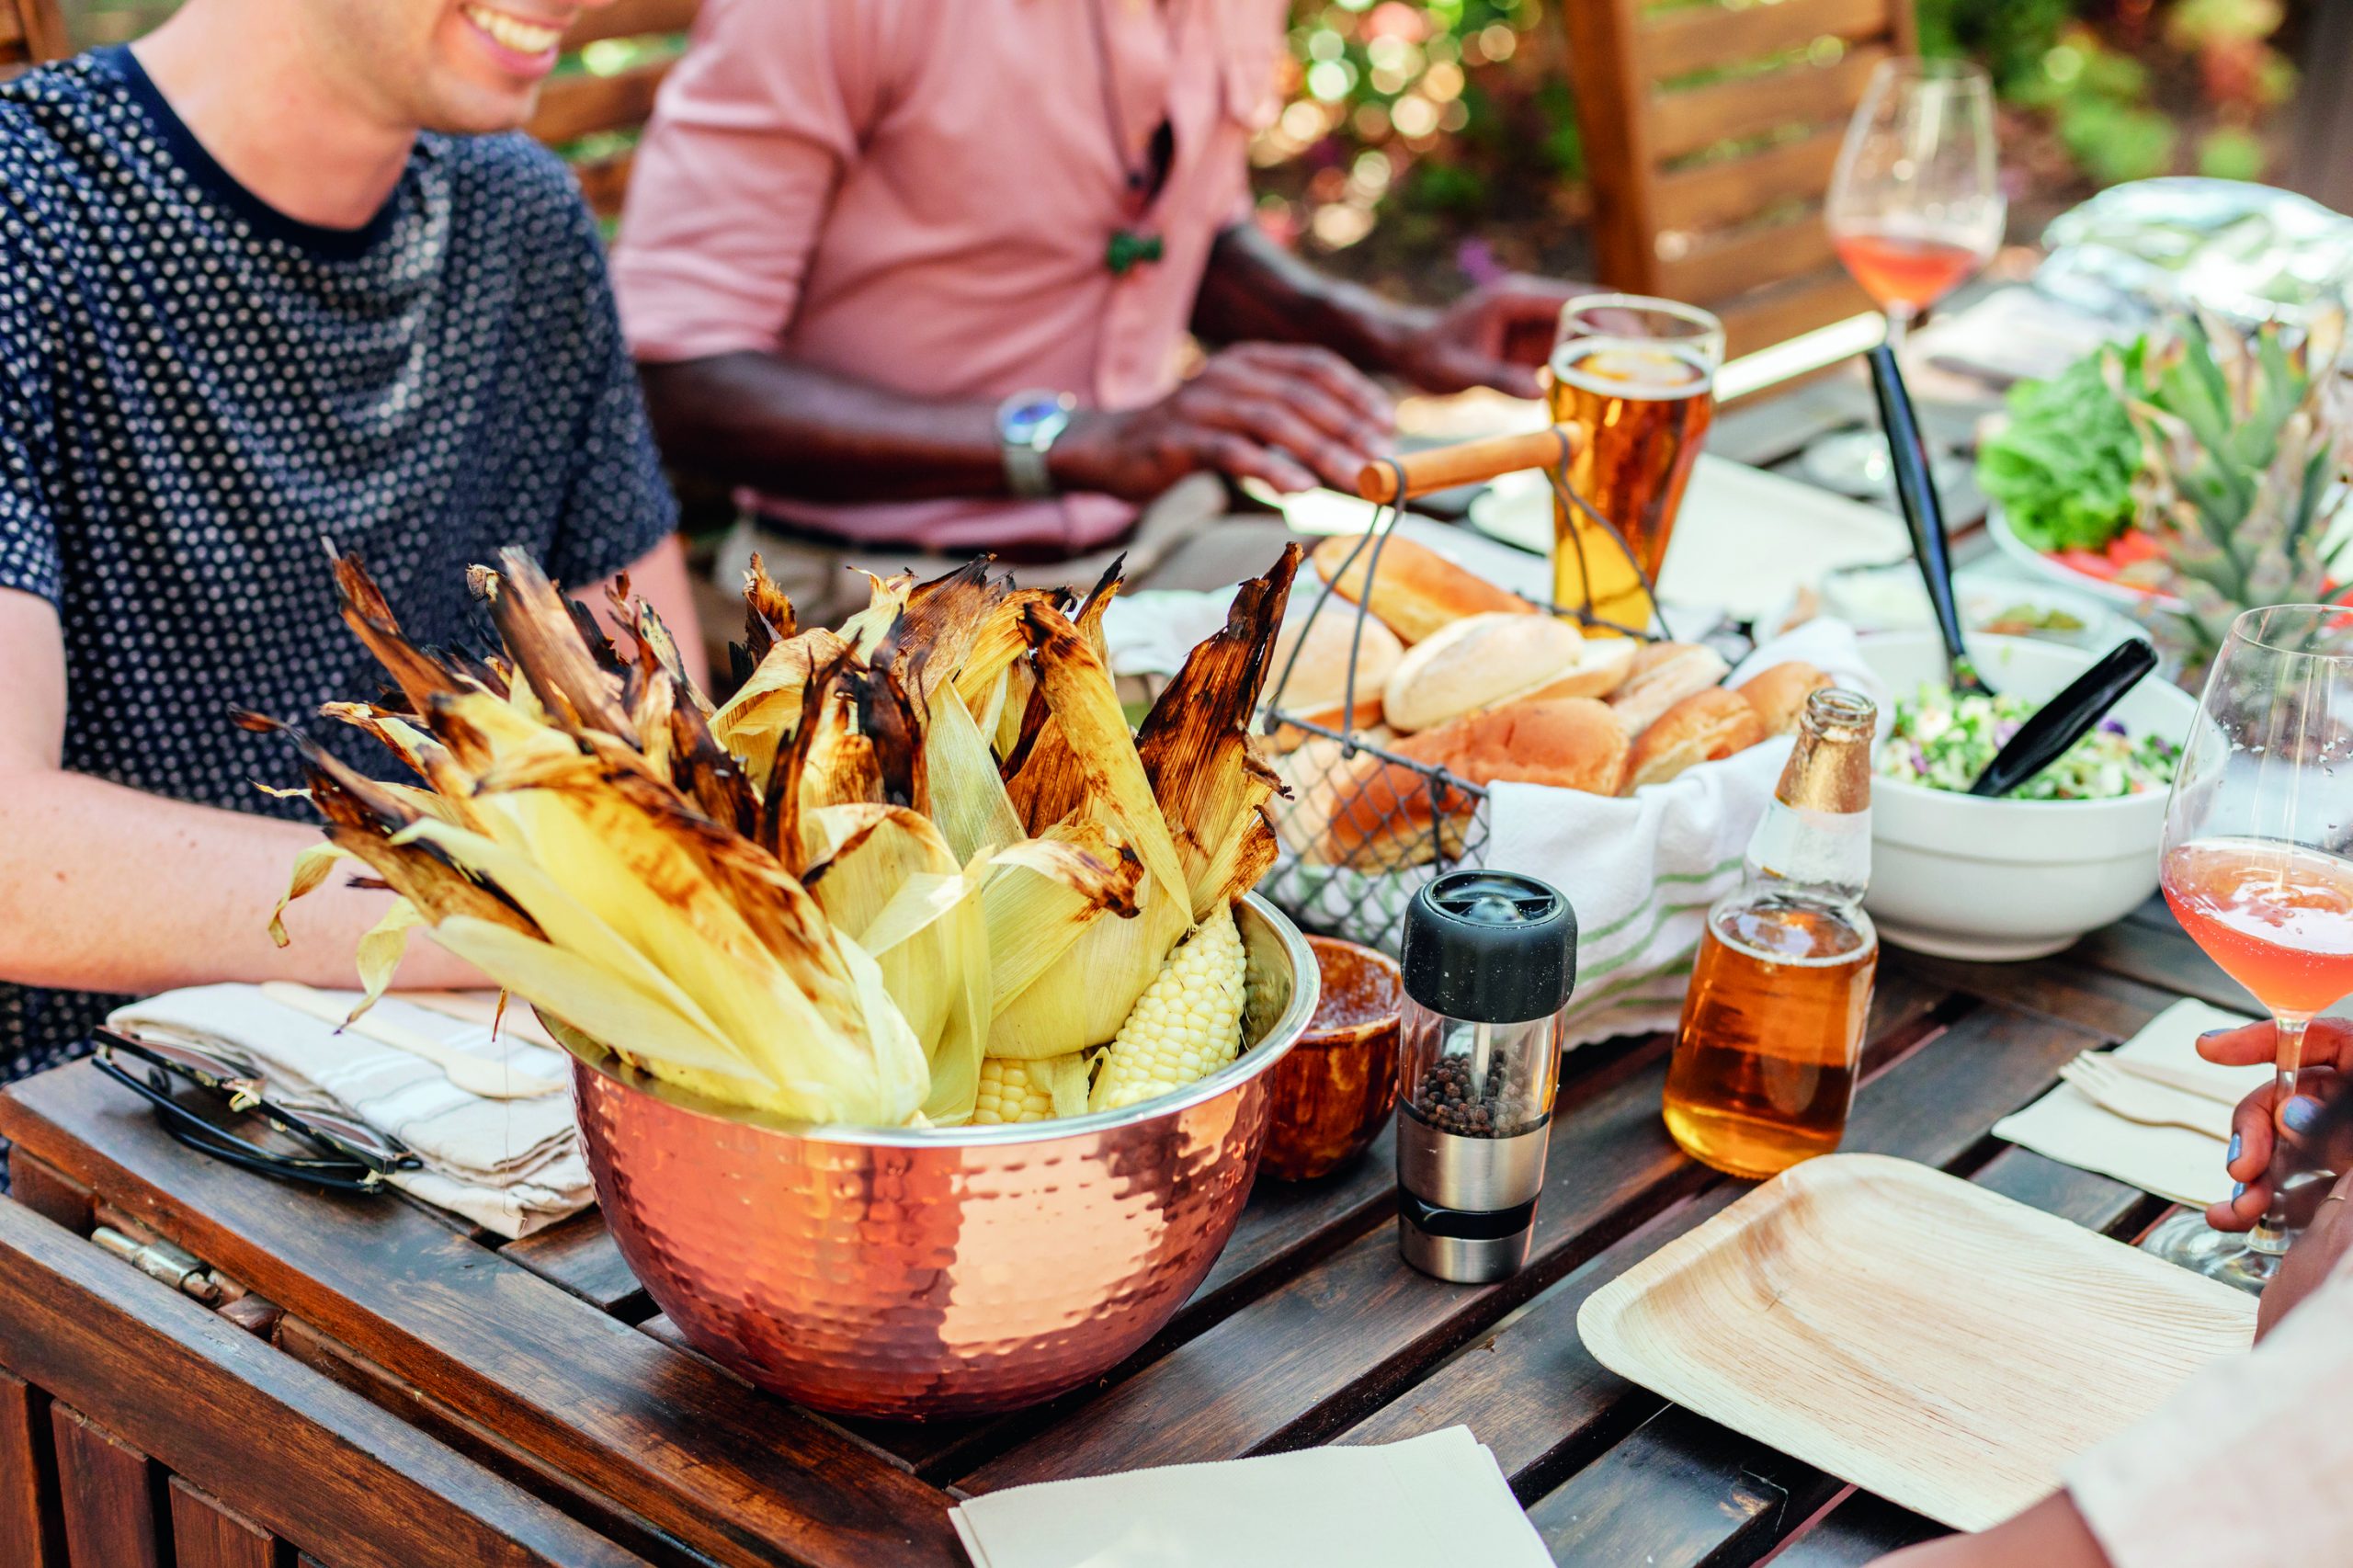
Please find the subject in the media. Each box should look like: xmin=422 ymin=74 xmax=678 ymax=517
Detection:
xmin=1664 ymin=689 xmax=1879 ymax=1178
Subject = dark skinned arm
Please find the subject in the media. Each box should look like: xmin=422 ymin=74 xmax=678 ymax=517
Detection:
xmin=1192 ymin=221 xmax=1584 ymax=398
xmin=637 ymin=340 xmax=1394 ymax=506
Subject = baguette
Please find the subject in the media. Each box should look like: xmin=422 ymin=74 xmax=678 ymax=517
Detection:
xmin=1311 ymin=534 xmax=1533 ymax=645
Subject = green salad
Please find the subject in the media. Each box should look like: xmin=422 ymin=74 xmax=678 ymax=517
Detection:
xmin=1876 ymin=683 xmax=2180 ymax=801
xmin=1975 ymin=342 xmax=2148 ymax=554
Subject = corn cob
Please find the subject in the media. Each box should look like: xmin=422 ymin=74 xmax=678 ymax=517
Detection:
xmin=1088 ymin=903 xmax=1246 ymax=1113
xmin=972 ymin=1053 xmax=1092 ymax=1125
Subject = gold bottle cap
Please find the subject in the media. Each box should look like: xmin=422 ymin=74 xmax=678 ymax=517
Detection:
xmin=1778 ymin=688 xmax=1877 ymax=813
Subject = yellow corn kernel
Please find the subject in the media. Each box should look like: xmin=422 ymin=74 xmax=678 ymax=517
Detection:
xmin=972 ymin=1053 xmax=1091 ymax=1125
xmin=1089 ymin=902 xmax=1246 ymax=1113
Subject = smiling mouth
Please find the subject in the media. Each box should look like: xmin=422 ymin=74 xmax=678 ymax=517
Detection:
xmin=460 ymin=3 xmax=565 ymax=57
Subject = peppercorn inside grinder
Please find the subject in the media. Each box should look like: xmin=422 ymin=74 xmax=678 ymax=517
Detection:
xmin=1394 ymin=869 xmax=1577 ymax=1284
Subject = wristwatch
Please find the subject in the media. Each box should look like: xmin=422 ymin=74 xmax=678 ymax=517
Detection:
xmin=997 ymin=391 xmax=1077 ymax=500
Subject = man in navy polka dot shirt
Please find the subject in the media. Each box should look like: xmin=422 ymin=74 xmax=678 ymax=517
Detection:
xmin=0 ymin=0 xmax=697 ymax=1182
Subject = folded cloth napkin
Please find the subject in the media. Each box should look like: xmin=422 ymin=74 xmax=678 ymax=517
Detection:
xmin=1992 ymin=998 xmax=2266 ymax=1209
xmin=107 ymin=984 xmax=591 ymax=1239
xmin=949 ymin=1426 xmax=1549 ymax=1568
xmin=1487 ymin=618 xmax=1888 ymax=1048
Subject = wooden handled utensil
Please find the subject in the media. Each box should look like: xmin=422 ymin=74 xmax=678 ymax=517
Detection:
xmin=1355 ymin=422 xmax=1584 ymax=504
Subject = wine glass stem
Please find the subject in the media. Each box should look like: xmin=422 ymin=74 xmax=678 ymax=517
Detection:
xmin=2252 ymin=1012 xmax=2312 ymax=1256
xmin=1883 ymin=307 xmax=1915 ymax=351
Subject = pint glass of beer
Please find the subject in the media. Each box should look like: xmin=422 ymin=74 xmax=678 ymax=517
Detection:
xmin=1546 ymin=295 xmax=1723 ymax=635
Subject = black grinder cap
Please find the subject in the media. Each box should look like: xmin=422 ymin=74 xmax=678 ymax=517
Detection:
xmin=1401 ymin=870 xmax=1577 ymax=1025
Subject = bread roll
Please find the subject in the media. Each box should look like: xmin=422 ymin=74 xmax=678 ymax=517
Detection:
xmin=1264 ymin=612 xmax=1404 ymax=751
xmin=1625 ymin=687 xmax=1767 ymax=792
xmin=1312 ymin=534 xmax=1533 ymax=645
xmin=1381 ymin=613 xmax=1586 ymax=733
xmin=1608 ymin=642 xmax=1731 ymax=736
xmin=1510 ymin=636 xmax=1637 ymax=705
xmin=1314 ymin=698 xmax=1630 ymax=868
xmin=1735 ymin=660 xmax=1832 ymax=736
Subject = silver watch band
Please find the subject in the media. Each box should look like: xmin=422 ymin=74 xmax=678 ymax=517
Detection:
xmin=998 ymin=392 xmax=1076 ymax=500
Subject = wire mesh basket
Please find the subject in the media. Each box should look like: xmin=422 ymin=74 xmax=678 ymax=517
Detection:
xmin=1256 ymin=424 xmax=1672 ymax=956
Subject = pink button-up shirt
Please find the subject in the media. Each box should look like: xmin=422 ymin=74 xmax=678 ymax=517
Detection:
xmin=610 ymin=0 xmax=1284 ymax=555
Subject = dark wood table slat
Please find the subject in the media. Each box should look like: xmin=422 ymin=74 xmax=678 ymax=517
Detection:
xmin=275 ymin=1316 xmax=724 ymax=1568
xmin=50 ymin=1402 xmax=165 ymax=1568
xmin=952 ymin=977 xmax=1972 ymax=1495
xmin=0 ymin=1199 xmax=650 ymax=1568
xmin=10 ymin=1153 xmax=93 ymax=1235
xmin=0 ymin=1070 xmax=964 ymax=1568
xmin=1763 ymin=1490 xmax=1945 ymax=1566
xmin=955 ymin=1048 xmax=1717 ymax=1494
xmin=1524 ymin=1404 xmax=1847 ymax=1568
xmin=1329 ymin=1005 xmax=2120 ymax=1512
xmin=167 ymin=1476 xmax=281 ymax=1568
xmin=2065 ymin=919 xmax=2257 ymax=1017
xmin=496 ymin=1212 xmax=654 ymax=1320
xmin=0 ymin=1365 xmax=64 ymax=1568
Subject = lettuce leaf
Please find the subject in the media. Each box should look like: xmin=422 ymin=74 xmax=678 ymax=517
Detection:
xmin=1976 ymin=342 xmax=2147 ymax=554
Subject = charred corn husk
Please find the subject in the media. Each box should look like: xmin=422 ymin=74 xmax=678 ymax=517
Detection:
xmin=268 ymin=542 xmax=1298 ymax=1130
xmin=1088 ymin=903 xmax=1247 ymax=1113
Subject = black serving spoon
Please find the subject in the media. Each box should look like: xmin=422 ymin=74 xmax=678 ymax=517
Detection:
xmin=1866 ymin=345 xmax=1989 ymax=697
xmin=1968 ymin=637 xmax=2160 ymax=797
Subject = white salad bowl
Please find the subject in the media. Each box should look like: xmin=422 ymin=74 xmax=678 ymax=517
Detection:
xmin=1859 ymin=631 xmax=2200 ymax=962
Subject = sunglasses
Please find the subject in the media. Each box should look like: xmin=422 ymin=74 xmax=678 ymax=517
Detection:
xmin=93 ymin=1026 xmax=419 ymax=1194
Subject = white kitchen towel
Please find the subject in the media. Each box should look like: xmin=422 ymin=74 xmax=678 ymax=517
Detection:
xmin=1993 ymin=998 xmax=2267 ymax=1208
xmin=107 ymin=984 xmax=591 ymax=1238
xmin=949 ymin=1426 xmax=1549 ymax=1568
xmin=1487 ymin=618 xmax=1888 ymax=1047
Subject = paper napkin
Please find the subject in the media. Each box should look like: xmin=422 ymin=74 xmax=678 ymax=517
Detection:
xmin=1993 ymin=999 xmax=2266 ymax=1209
xmin=108 ymin=984 xmax=591 ymax=1238
xmin=948 ymin=1426 xmax=1550 ymax=1568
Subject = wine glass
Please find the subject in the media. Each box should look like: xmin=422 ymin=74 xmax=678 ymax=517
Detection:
xmin=1826 ymin=57 xmax=2005 ymax=347
xmin=2146 ymin=606 xmax=2353 ymax=1291
xmin=1806 ymin=58 xmax=2006 ymax=495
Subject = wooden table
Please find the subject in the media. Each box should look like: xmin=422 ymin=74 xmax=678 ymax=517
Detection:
xmin=0 ymin=892 xmax=2259 ymax=1568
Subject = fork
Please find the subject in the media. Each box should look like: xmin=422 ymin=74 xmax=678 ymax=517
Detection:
xmin=2060 ymin=1053 xmax=2233 ymax=1141
xmin=263 ymin=983 xmax=564 ymax=1102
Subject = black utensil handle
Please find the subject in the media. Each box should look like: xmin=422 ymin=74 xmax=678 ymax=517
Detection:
xmin=1968 ymin=638 xmax=2161 ymax=797
xmin=1866 ymin=346 xmax=1969 ymax=674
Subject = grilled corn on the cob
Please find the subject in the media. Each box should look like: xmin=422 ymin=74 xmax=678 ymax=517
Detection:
xmin=972 ymin=1053 xmax=1094 ymax=1125
xmin=1088 ymin=903 xmax=1247 ymax=1113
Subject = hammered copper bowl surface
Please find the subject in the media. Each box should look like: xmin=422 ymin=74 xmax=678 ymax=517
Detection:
xmin=565 ymin=894 xmax=1317 ymax=1420
xmin=1258 ymin=936 xmax=1403 ymax=1181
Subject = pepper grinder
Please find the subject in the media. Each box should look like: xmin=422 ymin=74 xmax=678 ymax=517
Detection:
xmin=1394 ymin=870 xmax=1576 ymax=1284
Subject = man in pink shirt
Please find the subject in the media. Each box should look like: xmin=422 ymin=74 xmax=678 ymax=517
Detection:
xmin=610 ymin=0 xmax=1576 ymax=604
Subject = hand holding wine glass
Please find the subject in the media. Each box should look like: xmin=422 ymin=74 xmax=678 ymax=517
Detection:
xmin=2195 ymin=1016 xmax=2348 ymax=1234
xmin=2150 ymin=605 xmax=2353 ymax=1290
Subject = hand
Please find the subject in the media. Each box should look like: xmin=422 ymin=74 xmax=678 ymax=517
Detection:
xmin=2198 ymin=1016 xmax=2352 ymax=1236
xmin=1379 ymin=275 xmax=1586 ymax=400
xmin=1049 ymin=344 xmax=1393 ymax=501
xmin=2261 ymin=1166 xmax=2353 ymax=1339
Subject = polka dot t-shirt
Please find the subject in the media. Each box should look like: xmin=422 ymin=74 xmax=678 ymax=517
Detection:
xmin=0 ymin=50 xmax=678 ymax=1103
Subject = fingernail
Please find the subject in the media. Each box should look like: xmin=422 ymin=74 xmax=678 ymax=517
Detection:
xmin=2232 ymin=1181 xmax=2247 ymax=1201
xmin=2228 ymin=1131 xmax=2243 ymax=1165
xmin=2199 ymin=1028 xmax=2234 ymax=1041
xmin=2283 ymin=1096 xmax=2325 ymax=1135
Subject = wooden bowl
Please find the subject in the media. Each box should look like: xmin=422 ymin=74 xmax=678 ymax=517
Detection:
xmin=1258 ymin=936 xmax=1403 ymax=1181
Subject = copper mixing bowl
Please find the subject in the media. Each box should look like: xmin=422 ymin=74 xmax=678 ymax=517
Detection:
xmin=560 ymin=894 xmax=1318 ymax=1420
